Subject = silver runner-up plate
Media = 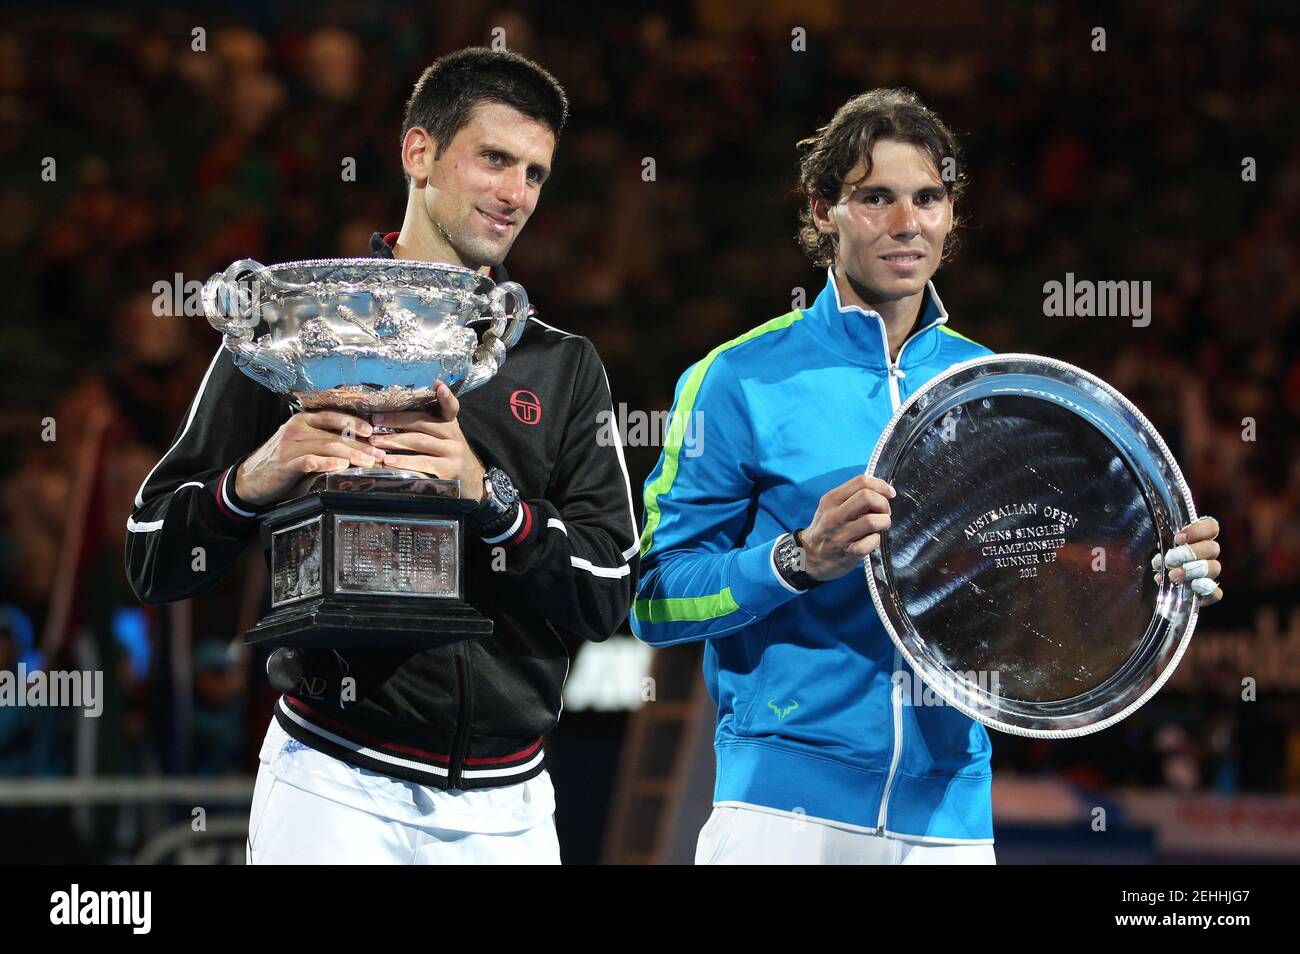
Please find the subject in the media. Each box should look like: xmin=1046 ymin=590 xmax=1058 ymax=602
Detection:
xmin=865 ymin=354 xmax=1200 ymax=738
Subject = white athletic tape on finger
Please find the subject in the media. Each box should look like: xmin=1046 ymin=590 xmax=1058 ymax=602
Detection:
xmin=1151 ymin=553 xmax=1164 ymax=572
xmin=1162 ymin=544 xmax=1197 ymax=568
xmin=1180 ymin=559 xmax=1211 ymax=581
xmin=1190 ymin=578 xmax=1218 ymax=597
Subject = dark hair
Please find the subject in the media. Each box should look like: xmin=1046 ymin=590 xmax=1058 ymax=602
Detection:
xmin=796 ymin=88 xmax=966 ymax=267
xmin=401 ymin=47 xmax=569 ymax=187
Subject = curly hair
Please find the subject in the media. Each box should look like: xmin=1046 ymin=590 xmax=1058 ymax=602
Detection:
xmin=796 ymin=88 xmax=966 ymax=268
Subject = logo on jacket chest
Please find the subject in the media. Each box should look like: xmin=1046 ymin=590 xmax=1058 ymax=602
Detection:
xmin=509 ymin=389 xmax=542 ymax=425
xmin=768 ymin=698 xmax=800 ymax=720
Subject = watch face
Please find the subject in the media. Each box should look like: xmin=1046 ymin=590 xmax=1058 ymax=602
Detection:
xmin=487 ymin=469 xmax=517 ymax=511
xmin=776 ymin=535 xmax=800 ymax=573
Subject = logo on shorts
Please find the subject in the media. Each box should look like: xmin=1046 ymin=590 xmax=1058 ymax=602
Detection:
xmin=297 ymin=676 xmax=328 ymax=697
xmin=510 ymin=389 xmax=542 ymax=425
xmin=768 ymin=699 xmax=799 ymax=720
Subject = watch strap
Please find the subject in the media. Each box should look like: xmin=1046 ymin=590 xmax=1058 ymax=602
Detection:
xmin=777 ymin=529 xmax=822 ymax=591
xmin=477 ymin=499 xmax=524 ymax=541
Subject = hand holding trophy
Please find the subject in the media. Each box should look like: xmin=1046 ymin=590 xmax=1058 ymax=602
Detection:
xmin=202 ymin=256 xmax=530 ymax=650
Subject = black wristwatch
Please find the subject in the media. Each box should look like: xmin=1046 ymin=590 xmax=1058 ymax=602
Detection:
xmin=775 ymin=529 xmax=822 ymax=591
xmin=474 ymin=467 xmax=521 ymax=537
xmin=482 ymin=467 xmax=518 ymax=515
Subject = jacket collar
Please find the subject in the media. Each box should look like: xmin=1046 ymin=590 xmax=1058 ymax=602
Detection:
xmin=368 ymin=230 xmax=511 ymax=284
xmin=806 ymin=266 xmax=948 ymax=369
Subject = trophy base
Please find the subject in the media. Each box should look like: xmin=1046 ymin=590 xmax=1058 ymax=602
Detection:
xmin=246 ymin=596 xmax=493 ymax=650
xmin=250 ymin=476 xmax=491 ymax=652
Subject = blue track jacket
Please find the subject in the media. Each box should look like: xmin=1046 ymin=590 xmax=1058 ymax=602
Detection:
xmin=631 ymin=269 xmax=997 ymax=843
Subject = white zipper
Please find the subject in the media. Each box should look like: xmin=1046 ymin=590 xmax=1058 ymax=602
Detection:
xmin=876 ymin=313 xmax=943 ymax=407
xmin=872 ymin=312 xmax=940 ymax=832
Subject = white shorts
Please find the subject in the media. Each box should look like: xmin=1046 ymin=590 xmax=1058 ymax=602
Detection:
xmin=247 ymin=718 xmax=560 ymax=865
xmin=695 ymin=805 xmax=996 ymax=865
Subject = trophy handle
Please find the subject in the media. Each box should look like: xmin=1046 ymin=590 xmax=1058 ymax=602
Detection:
xmin=201 ymin=259 xmax=299 ymax=393
xmin=227 ymin=338 xmax=298 ymax=393
xmin=459 ymin=281 xmax=531 ymax=394
xmin=202 ymin=258 xmax=277 ymax=337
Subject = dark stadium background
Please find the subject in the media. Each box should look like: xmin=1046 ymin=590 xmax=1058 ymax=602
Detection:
xmin=1 ymin=0 xmax=1298 ymax=863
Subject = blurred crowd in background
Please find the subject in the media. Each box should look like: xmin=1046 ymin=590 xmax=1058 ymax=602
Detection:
xmin=1 ymin=0 xmax=1298 ymax=818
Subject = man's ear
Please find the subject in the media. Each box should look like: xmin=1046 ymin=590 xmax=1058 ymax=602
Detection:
xmin=402 ymin=127 xmax=434 ymax=188
xmin=810 ymin=194 xmax=837 ymax=236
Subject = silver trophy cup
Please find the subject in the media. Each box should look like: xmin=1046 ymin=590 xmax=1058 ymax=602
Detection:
xmin=202 ymin=256 xmax=529 ymax=415
xmin=200 ymin=257 xmax=530 ymax=650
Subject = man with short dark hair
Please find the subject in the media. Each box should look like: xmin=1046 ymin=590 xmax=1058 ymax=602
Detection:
xmin=127 ymin=48 xmax=639 ymax=864
xmin=632 ymin=88 xmax=1224 ymax=864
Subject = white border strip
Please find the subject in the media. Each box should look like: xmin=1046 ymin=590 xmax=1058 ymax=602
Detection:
xmin=571 ymin=556 xmax=631 ymax=579
xmin=279 ymin=699 xmax=544 ymax=781
xmin=126 ymin=481 xmax=206 ymax=533
xmin=219 ymin=468 xmax=256 ymax=518
xmin=277 ymin=699 xmax=449 ymax=777
xmin=481 ymin=505 xmax=525 ymax=544
xmin=133 ymin=345 xmax=225 ymax=508
xmin=599 ymin=364 xmax=642 ymax=562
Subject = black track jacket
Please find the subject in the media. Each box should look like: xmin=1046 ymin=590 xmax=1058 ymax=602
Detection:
xmin=125 ymin=232 xmax=639 ymax=789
